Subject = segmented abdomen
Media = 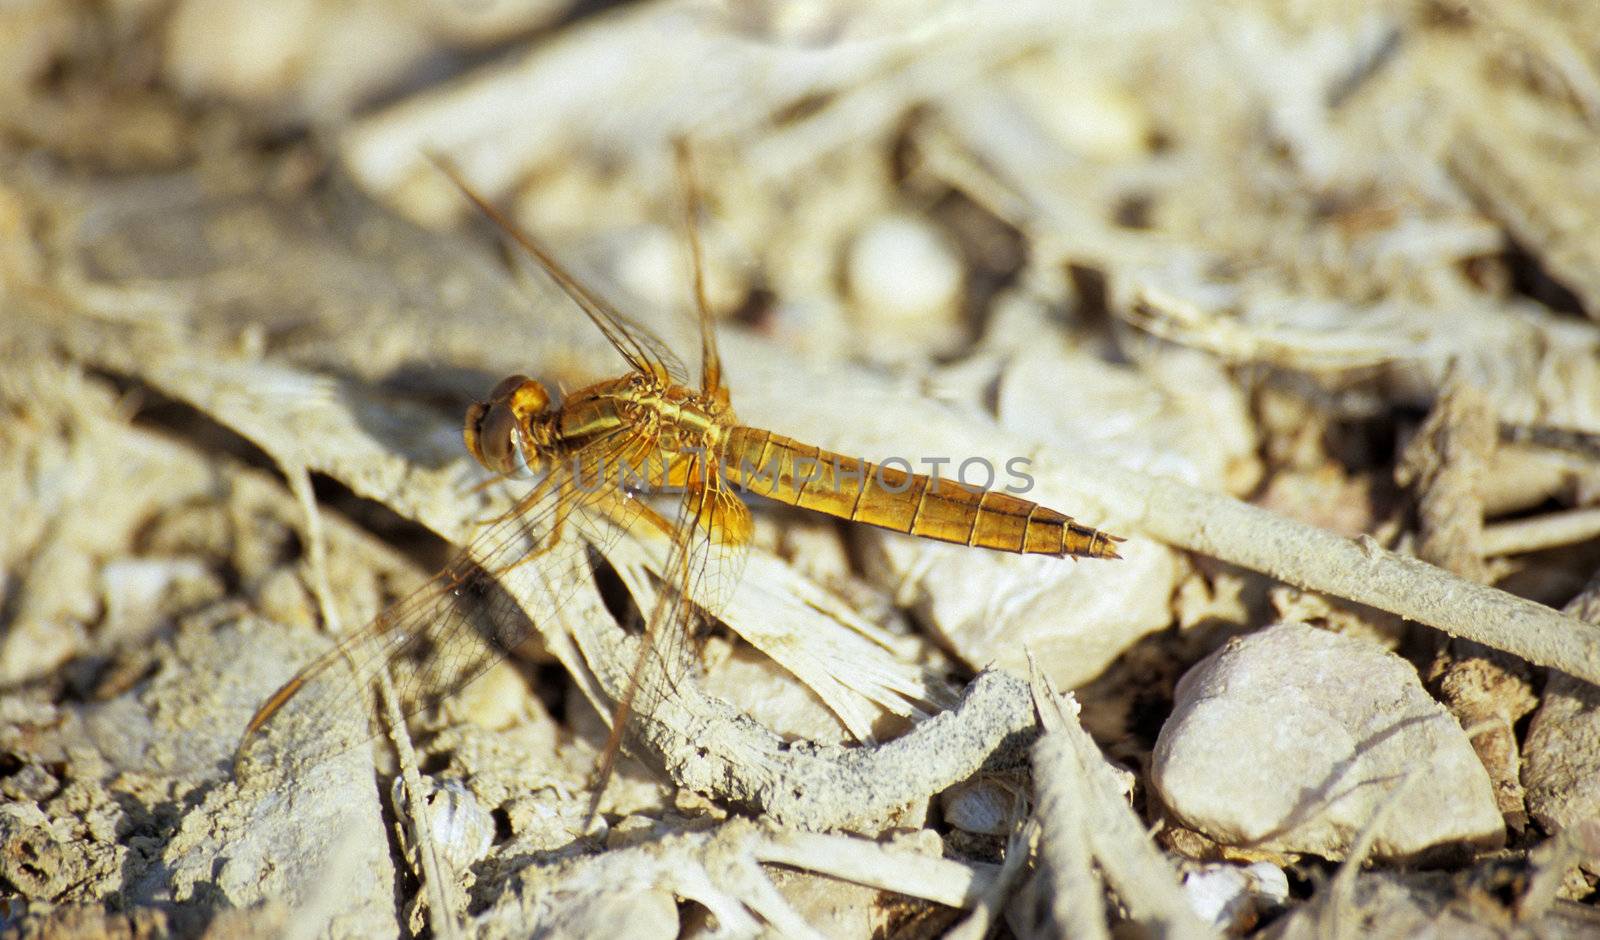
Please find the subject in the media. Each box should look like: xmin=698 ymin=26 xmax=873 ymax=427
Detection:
xmin=720 ymin=427 xmax=1120 ymax=558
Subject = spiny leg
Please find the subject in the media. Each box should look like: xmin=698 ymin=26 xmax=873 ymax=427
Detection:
xmin=582 ymin=474 xmax=717 ymax=827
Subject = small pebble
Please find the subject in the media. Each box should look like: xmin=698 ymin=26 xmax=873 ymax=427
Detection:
xmin=613 ymin=224 xmax=742 ymax=319
xmin=1003 ymin=53 xmax=1152 ymax=161
xmin=1525 ymin=670 xmax=1600 ymax=847
xmin=392 ymin=777 xmax=495 ymax=872
xmin=939 ymin=777 xmax=1018 ymax=836
xmin=1183 ymin=862 xmax=1289 ymax=933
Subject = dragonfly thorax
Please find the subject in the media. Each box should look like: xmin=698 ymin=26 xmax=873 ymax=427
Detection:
xmin=594 ymin=373 xmax=731 ymax=457
xmin=466 ymin=371 xmax=734 ymax=485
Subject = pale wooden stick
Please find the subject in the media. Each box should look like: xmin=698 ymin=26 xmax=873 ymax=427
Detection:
xmin=1483 ymin=507 xmax=1600 ymax=557
xmin=1030 ymin=732 xmax=1111 ymax=939
xmin=946 ymin=820 xmax=1033 ymax=940
xmin=1066 ymin=461 xmax=1600 ymax=686
xmin=377 ymin=670 xmax=463 ymax=940
xmin=753 ymin=829 xmax=997 ymax=909
xmin=288 ymin=457 xmax=461 ymax=938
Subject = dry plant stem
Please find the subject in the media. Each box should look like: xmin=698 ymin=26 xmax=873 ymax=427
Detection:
xmin=1029 ymin=732 xmax=1110 ymax=940
xmin=285 ymin=462 xmax=344 ymax=635
xmin=619 ymin=649 xmax=1034 ymax=831
xmin=1319 ymin=766 xmax=1426 ymax=938
xmin=1399 ymin=381 xmax=1534 ymax=828
xmin=1029 ymin=662 xmax=1214 ymax=940
xmin=478 ymin=819 xmax=988 ymax=935
xmin=1093 ymin=468 xmax=1600 ymax=683
xmin=752 ymin=830 xmax=998 ymax=909
xmin=500 ymin=505 xmax=1038 ymax=831
xmin=1397 ymin=380 xmax=1494 ymax=583
xmin=1501 ymin=422 xmax=1600 ymax=464
xmin=1461 ymin=0 xmax=1600 ymax=127
xmin=1448 ymin=127 xmax=1600 ymax=319
xmin=1482 ymin=508 xmax=1600 ymax=557
xmin=494 ymin=527 xmax=1035 ymax=829
xmin=695 ymin=845 xmax=823 ymax=940
xmin=1049 ymin=432 xmax=1600 ymax=685
xmin=1517 ymin=821 xmax=1600 ymax=922
xmin=284 ymin=447 xmax=457 ymax=933
xmin=377 ymin=670 xmax=462 ymax=940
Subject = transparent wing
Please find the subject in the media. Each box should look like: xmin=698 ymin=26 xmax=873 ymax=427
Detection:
xmin=585 ymin=453 xmax=752 ymax=812
xmin=645 ymin=467 xmax=752 ymax=708
xmin=234 ymin=426 xmax=660 ymax=774
xmin=245 ymin=161 xmax=753 ymax=792
xmin=672 ymin=137 xmax=727 ymax=398
xmin=430 ymin=156 xmax=693 ymax=387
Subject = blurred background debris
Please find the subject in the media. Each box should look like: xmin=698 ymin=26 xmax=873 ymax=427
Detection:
xmin=3 ymin=0 xmax=1600 ymax=936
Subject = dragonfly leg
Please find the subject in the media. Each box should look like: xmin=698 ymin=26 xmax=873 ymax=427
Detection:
xmin=590 ymin=488 xmax=678 ymax=540
xmin=474 ymin=473 xmax=554 ymax=528
xmin=484 ymin=491 xmax=575 ymax=580
xmin=583 ymin=473 xmax=735 ymax=828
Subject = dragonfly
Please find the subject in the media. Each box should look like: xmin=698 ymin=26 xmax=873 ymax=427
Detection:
xmin=236 ymin=144 xmax=1124 ymax=821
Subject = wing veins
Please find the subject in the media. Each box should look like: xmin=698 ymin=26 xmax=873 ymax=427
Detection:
xmin=237 ymin=423 xmax=660 ymax=767
xmin=584 ymin=455 xmax=751 ymax=822
xmin=672 ymin=137 xmax=725 ymax=397
xmin=427 ymin=155 xmax=687 ymax=382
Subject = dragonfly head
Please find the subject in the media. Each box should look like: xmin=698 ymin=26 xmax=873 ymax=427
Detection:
xmin=464 ymin=374 xmax=550 ymax=476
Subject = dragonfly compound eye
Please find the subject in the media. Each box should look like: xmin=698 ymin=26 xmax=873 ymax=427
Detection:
xmin=464 ymin=398 xmax=520 ymax=475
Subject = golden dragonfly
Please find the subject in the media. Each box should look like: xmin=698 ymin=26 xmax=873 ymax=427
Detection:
xmin=237 ymin=145 xmax=1123 ymax=818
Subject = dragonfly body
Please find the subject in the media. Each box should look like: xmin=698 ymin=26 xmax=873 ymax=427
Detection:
xmin=466 ymin=371 xmax=1121 ymax=561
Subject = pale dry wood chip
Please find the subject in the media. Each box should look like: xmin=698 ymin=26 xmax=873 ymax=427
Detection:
xmin=1029 ymin=663 xmax=1216 ymax=939
xmin=1449 ymin=124 xmax=1600 ymax=320
xmin=480 ymin=816 xmax=997 ymax=936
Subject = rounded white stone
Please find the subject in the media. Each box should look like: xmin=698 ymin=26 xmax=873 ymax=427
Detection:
xmin=845 ymin=214 xmax=964 ymax=326
xmin=1152 ymin=621 xmax=1503 ymax=861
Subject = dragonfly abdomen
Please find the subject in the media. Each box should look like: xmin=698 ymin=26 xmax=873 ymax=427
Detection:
xmin=721 ymin=428 xmax=1121 ymax=559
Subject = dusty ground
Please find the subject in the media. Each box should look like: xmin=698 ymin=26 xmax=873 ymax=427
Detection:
xmin=3 ymin=0 xmax=1600 ymax=937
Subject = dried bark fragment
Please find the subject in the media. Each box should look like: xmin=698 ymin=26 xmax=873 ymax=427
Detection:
xmin=1399 ymin=381 xmax=1538 ymax=830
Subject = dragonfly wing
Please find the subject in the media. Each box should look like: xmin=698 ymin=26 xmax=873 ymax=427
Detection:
xmin=672 ymin=137 xmax=726 ymax=399
xmin=236 ymin=518 xmax=546 ymax=774
xmin=430 ymin=156 xmax=693 ymax=387
xmin=648 ymin=467 xmax=752 ymax=702
xmin=235 ymin=426 xmax=657 ymax=774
